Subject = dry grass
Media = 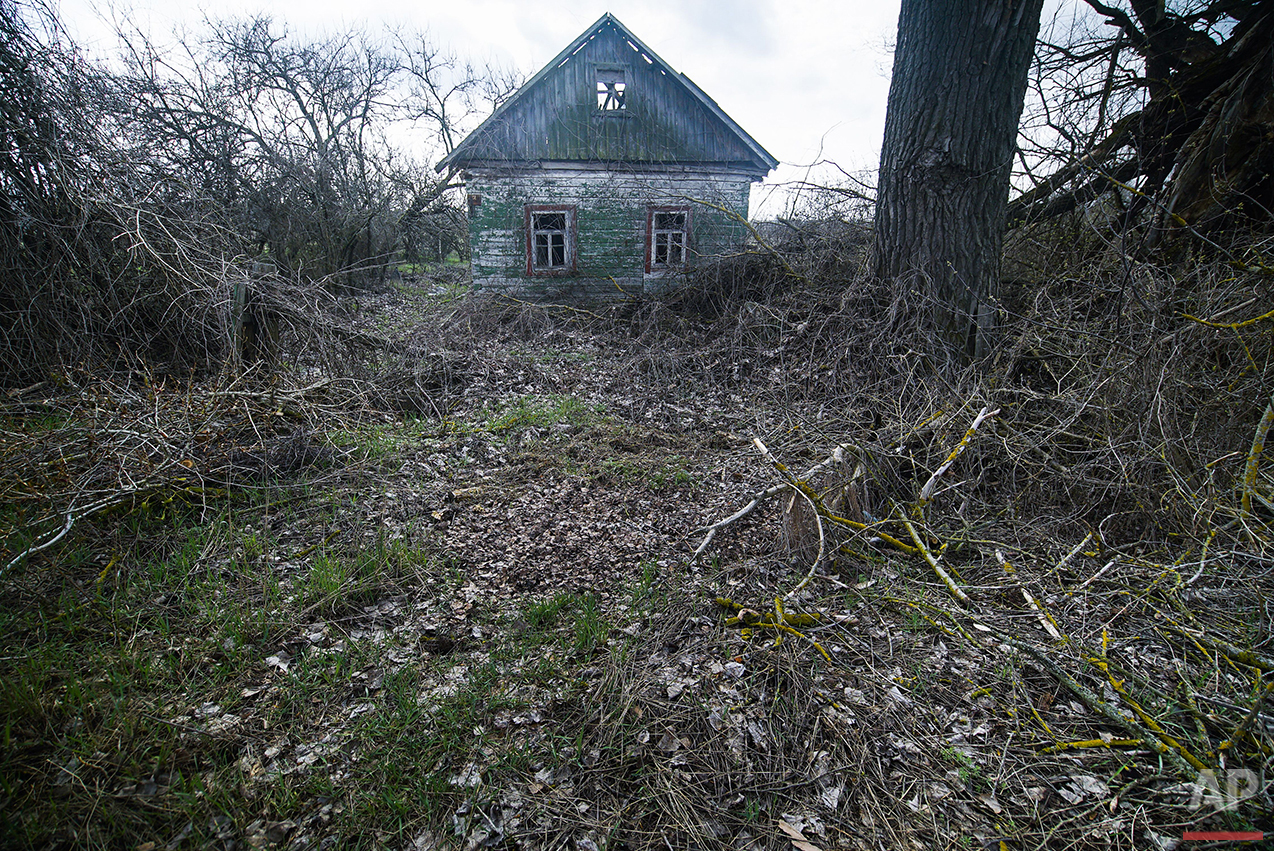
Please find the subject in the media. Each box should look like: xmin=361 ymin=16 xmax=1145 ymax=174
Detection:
xmin=3 ymin=220 xmax=1274 ymax=849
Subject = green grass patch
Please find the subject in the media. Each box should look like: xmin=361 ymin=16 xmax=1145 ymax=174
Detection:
xmin=329 ymin=419 xmax=431 ymax=460
xmin=487 ymin=395 xmax=604 ymax=433
xmin=597 ymin=454 xmax=697 ymax=492
xmin=510 ymin=347 xmax=597 ymax=366
xmin=520 ymin=592 xmax=611 ymax=656
xmin=627 ymin=560 xmax=664 ymax=609
xmin=0 ymin=478 xmax=461 ymax=847
xmin=941 ymin=746 xmax=986 ymax=791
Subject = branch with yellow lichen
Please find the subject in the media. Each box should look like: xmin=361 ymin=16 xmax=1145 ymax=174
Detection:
xmin=1179 ymin=307 xmax=1274 ymax=330
xmin=1039 ymin=738 xmax=1143 ymax=754
xmin=1091 ymin=629 xmax=1208 ymax=771
xmin=714 ymin=596 xmax=833 ymax=664
xmin=997 ymin=549 xmax=1063 ymax=639
xmin=914 ymin=405 xmax=998 ymax=520
xmin=992 ymin=630 xmax=1198 ymax=777
xmin=1241 ymin=393 xmax=1274 ymax=518
xmin=900 ymin=513 xmax=970 ymax=606
xmin=1168 ymin=626 xmax=1274 ymax=672
xmin=691 ymin=436 xmax=918 ymax=566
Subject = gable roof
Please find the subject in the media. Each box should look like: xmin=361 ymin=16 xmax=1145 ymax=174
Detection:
xmin=436 ymin=13 xmax=778 ymax=176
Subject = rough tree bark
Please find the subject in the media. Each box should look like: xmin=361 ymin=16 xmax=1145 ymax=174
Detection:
xmin=875 ymin=0 xmax=1045 ymax=361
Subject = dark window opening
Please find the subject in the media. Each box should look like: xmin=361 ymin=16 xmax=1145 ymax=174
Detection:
xmin=597 ymin=67 xmax=627 ymax=111
xmin=535 ymin=212 xmax=566 ymax=230
xmin=648 ymin=208 xmax=688 ymax=271
xmin=527 ymin=207 xmax=574 ymax=275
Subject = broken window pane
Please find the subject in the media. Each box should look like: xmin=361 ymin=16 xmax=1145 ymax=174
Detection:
xmin=649 ymin=208 xmax=688 ymax=269
xmin=597 ymin=68 xmax=627 ymax=111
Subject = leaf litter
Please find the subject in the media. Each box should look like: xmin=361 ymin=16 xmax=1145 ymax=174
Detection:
xmin=4 ymin=278 xmax=1274 ymax=849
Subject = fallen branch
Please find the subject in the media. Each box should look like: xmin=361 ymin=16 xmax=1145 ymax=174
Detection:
xmin=1039 ymin=737 xmax=1143 ymax=754
xmin=994 ymin=631 xmax=1197 ymax=777
xmin=693 ymin=439 xmax=881 ymax=562
xmin=900 ymin=513 xmax=970 ymax=606
xmin=1053 ymin=532 xmax=1095 ymax=577
xmin=1215 ymin=682 xmax=1273 ymax=757
xmin=1091 ymin=630 xmax=1208 ymax=771
xmin=997 ymin=549 xmax=1063 ymax=640
xmin=1 ymin=509 xmax=75 ymax=579
xmin=914 ymin=405 xmax=998 ymax=519
xmin=1075 ymin=556 xmax=1120 ymax=592
xmin=1170 ymin=626 xmax=1274 ymax=672
xmin=1180 ymin=307 xmax=1274 ymax=331
xmin=715 ymin=596 xmax=832 ymax=664
xmin=1241 ymin=392 xmax=1274 ymax=518
xmin=1 ymin=484 xmax=159 ymax=579
xmin=496 ymin=295 xmax=607 ymax=321
xmin=692 ymin=481 xmax=789 ymax=561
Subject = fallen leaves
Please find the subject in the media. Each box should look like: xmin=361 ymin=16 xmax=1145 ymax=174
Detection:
xmin=778 ymin=818 xmax=824 ymax=851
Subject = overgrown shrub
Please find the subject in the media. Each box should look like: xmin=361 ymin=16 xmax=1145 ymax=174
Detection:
xmin=0 ymin=1 xmax=228 ymax=386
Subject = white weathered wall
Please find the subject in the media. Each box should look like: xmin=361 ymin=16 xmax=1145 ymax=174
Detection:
xmin=466 ymin=165 xmax=754 ymax=299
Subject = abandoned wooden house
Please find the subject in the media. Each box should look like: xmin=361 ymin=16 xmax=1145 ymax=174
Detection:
xmin=436 ymin=13 xmax=777 ymax=298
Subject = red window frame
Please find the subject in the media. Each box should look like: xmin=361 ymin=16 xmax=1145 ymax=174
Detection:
xmin=645 ymin=206 xmax=691 ymax=273
xmin=525 ymin=205 xmax=577 ymax=277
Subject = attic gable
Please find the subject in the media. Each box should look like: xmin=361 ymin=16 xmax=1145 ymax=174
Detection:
xmin=437 ymin=13 xmax=777 ymax=176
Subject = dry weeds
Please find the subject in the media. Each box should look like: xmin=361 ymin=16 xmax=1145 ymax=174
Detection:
xmin=3 ymin=226 xmax=1274 ymax=849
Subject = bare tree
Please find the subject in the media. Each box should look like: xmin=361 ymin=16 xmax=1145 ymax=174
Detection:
xmin=0 ymin=0 xmax=231 ymax=385
xmin=116 ymin=17 xmax=500 ymax=285
xmin=119 ymin=17 xmax=406 ymax=281
xmin=395 ymin=30 xmax=521 ymax=157
xmin=1009 ymin=1 xmax=1274 ymax=240
xmin=0 ymin=5 xmax=520 ymax=383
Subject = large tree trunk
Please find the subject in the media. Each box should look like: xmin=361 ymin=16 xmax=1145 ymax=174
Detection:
xmin=875 ymin=0 xmax=1044 ymax=361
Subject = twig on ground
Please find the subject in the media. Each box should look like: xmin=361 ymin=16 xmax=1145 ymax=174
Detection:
xmin=997 ymin=549 xmax=1063 ymax=639
xmin=900 ymin=513 xmax=970 ymax=606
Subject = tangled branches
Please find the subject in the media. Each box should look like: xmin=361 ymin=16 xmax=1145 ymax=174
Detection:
xmin=688 ymin=227 xmax=1274 ymax=843
xmin=0 ymin=368 xmax=398 ymax=580
xmin=0 ymin=2 xmax=235 ymax=385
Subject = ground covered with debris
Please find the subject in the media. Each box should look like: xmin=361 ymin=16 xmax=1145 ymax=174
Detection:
xmin=3 ymin=254 xmax=1274 ymax=850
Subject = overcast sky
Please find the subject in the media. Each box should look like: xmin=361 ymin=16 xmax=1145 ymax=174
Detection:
xmin=57 ymin=0 xmax=902 ymax=218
